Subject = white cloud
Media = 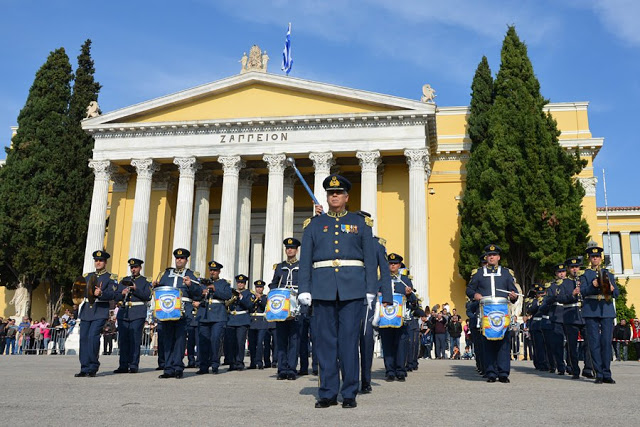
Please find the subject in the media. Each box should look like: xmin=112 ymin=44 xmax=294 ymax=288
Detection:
xmin=589 ymin=0 xmax=640 ymax=46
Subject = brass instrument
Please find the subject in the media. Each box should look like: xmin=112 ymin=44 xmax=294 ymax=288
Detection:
xmin=71 ymin=274 xmax=99 ymax=306
xmin=226 ymin=289 xmax=240 ymax=308
xmin=596 ymin=265 xmax=613 ymax=302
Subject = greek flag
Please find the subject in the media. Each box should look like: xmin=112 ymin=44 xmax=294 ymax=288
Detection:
xmin=281 ymin=23 xmax=293 ymax=75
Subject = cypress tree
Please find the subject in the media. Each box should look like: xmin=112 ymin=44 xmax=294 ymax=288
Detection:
xmin=458 ymin=56 xmax=495 ymax=279
xmin=458 ymin=27 xmax=589 ymax=291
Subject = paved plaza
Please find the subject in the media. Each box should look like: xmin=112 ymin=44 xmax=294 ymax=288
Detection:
xmin=1 ymin=355 xmax=637 ymax=426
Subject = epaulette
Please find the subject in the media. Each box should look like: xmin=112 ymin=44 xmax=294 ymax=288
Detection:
xmin=110 ymin=274 xmax=118 ymax=280
xmin=83 ymin=273 xmax=89 ymax=278
xmin=401 ymin=270 xmax=408 ymax=276
xmin=409 ymin=275 xmax=414 ymax=280
xmin=471 ymin=268 xmax=478 ymax=276
xmin=303 ymin=217 xmax=313 ymax=229
xmin=506 ymin=268 xmax=515 ymax=276
xmin=544 ymin=282 xmax=551 ymax=288
xmin=273 ymin=263 xmax=278 ymax=270
xmin=577 ymin=270 xmax=585 ymax=276
xmin=555 ymin=279 xmax=563 ymax=285
xmin=226 ymin=279 xmax=231 ymax=284
xmin=194 ymin=271 xmax=200 ymax=278
xmin=377 ymin=237 xmax=387 ymax=248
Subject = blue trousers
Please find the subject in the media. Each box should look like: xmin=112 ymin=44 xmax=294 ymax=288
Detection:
xmin=276 ymin=319 xmax=299 ymax=375
xmin=298 ymin=314 xmax=311 ymax=372
xmin=380 ymin=326 xmax=408 ymax=378
xmin=79 ymin=318 xmax=107 ymax=374
xmin=549 ymin=322 xmax=566 ymax=373
xmin=584 ymin=317 xmax=614 ymax=379
xmin=565 ymin=324 xmax=594 ymax=376
xmin=314 ymin=299 xmax=363 ymax=401
xmin=186 ymin=324 xmax=197 ymax=366
xmin=264 ymin=328 xmax=277 ymax=366
xmin=472 ymin=327 xmax=483 ymax=370
xmin=482 ymin=334 xmax=511 ymax=379
xmin=542 ymin=328 xmax=557 ymax=370
xmin=531 ymin=329 xmax=548 ymax=370
xmin=156 ymin=322 xmax=164 ymax=368
xmin=248 ymin=328 xmax=267 ymax=368
xmin=198 ymin=321 xmax=226 ymax=370
xmin=161 ymin=318 xmax=186 ymax=375
xmin=359 ymin=300 xmax=375 ymax=384
xmin=227 ymin=325 xmax=248 ymax=369
xmin=117 ymin=318 xmax=145 ymax=370
xmin=407 ymin=322 xmax=419 ymax=368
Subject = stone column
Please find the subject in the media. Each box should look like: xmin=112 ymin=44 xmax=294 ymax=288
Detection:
xmin=191 ymin=172 xmax=216 ymax=276
xmin=83 ymin=160 xmax=117 ymax=274
xmin=283 ymin=169 xmax=297 ymax=240
xmin=251 ymin=233 xmax=264 ymax=285
xmin=356 ymin=151 xmax=381 ymax=235
xmin=217 ymin=155 xmax=245 ymax=280
xmin=128 ymin=159 xmax=159 ymax=274
xmin=236 ymin=170 xmax=255 ymax=277
xmin=309 ymin=152 xmax=335 ymax=213
xmin=262 ymin=154 xmax=287 ymax=283
xmin=405 ymin=148 xmax=430 ymax=304
xmin=172 ymin=157 xmax=201 ymax=264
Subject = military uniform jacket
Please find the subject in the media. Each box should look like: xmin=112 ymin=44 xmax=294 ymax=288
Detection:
xmin=115 ymin=275 xmax=151 ymax=321
xmin=465 ymin=266 xmax=517 ymax=301
xmin=526 ymin=298 xmax=543 ymax=332
xmin=197 ymin=279 xmax=232 ymax=323
xmin=79 ymin=271 xmax=117 ymax=321
xmin=557 ymin=276 xmax=584 ymax=326
xmin=157 ymin=268 xmax=202 ymax=323
xmin=537 ymin=292 xmax=553 ymax=330
xmin=298 ymin=211 xmax=378 ymax=302
xmin=579 ymin=267 xmax=619 ymax=318
xmin=544 ymin=280 xmax=564 ymax=324
xmin=374 ymin=238 xmax=393 ymax=304
xmin=466 ymin=299 xmax=480 ymax=329
xmin=249 ymin=294 xmax=269 ymax=330
xmin=389 ymin=273 xmax=418 ymax=324
xmin=271 ymin=259 xmax=309 ymax=316
xmin=227 ymin=289 xmax=253 ymax=327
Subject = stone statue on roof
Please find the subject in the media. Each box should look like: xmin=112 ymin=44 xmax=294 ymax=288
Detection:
xmin=240 ymin=45 xmax=268 ymax=74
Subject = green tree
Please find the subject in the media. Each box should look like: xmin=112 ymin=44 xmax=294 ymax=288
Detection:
xmin=615 ymin=278 xmax=636 ymax=323
xmin=458 ymin=27 xmax=589 ymax=292
xmin=458 ymin=56 xmax=495 ymax=279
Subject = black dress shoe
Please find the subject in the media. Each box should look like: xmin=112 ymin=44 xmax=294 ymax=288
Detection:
xmin=396 ymin=375 xmax=406 ymax=382
xmin=277 ymin=373 xmax=287 ymax=380
xmin=361 ymin=383 xmax=372 ymax=394
xmin=74 ymin=372 xmax=87 ymax=378
xmin=298 ymin=370 xmax=309 ymax=376
xmin=557 ymin=371 xmax=565 ymax=376
xmin=113 ymin=368 xmax=129 ymax=374
xmin=196 ymin=370 xmax=208 ymax=375
xmin=582 ymin=372 xmax=594 ymax=379
xmin=603 ymin=378 xmax=616 ymax=384
xmin=487 ymin=377 xmax=496 ymax=383
xmin=155 ymin=367 xmax=164 ymax=371
xmin=315 ymin=398 xmax=338 ymax=409
xmin=548 ymin=369 xmax=556 ymax=374
xmin=247 ymin=365 xmax=257 ymax=370
xmin=211 ymin=369 xmax=219 ymax=374
xmin=186 ymin=364 xmax=196 ymax=369
xmin=287 ymin=373 xmax=297 ymax=380
xmin=571 ymin=374 xmax=580 ymax=379
xmin=158 ymin=373 xmax=174 ymax=379
xmin=312 ymin=370 xmax=318 ymax=375
xmin=406 ymin=367 xmax=413 ymax=372
xmin=594 ymin=378 xmax=603 ymax=384
xmin=498 ymin=377 xmax=510 ymax=383
xmin=175 ymin=371 xmax=184 ymax=379
xmin=258 ymin=366 xmax=264 ymax=370
xmin=342 ymin=398 xmax=357 ymax=409
xmin=385 ymin=375 xmax=395 ymax=382
xmin=129 ymin=369 xmax=138 ymax=374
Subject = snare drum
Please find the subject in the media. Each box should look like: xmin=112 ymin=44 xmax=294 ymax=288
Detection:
xmin=372 ymin=293 xmax=406 ymax=329
xmin=479 ymin=296 xmax=510 ymax=340
xmin=266 ymin=288 xmax=298 ymax=322
xmin=152 ymin=286 xmax=183 ymax=322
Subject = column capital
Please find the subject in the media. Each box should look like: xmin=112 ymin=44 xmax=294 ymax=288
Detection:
xmin=577 ymin=176 xmax=597 ymax=197
xmin=283 ymin=169 xmax=298 ymax=186
xmin=131 ymin=159 xmax=160 ymax=180
xmin=356 ymin=151 xmax=381 ymax=172
xmin=195 ymin=171 xmax=217 ymax=189
xmin=218 ymin=155 xmax=245 ymax=177
xmin=263 ymin=153 xmax=287 ymax=175
xmin=405 ymin=148 xmax=431 ymax=178
xmin=88 ymin=160 xmax=117 ymax=181
xmin=152 ymin=172 xmax=176 ymax=192
xmin=239 ymin=169 xmax=257 ymax=189
xmin=112 ymin=173 xmax=130 ymax=192
xmin=173 ymin=157 xmax=202 ymax=179
xmin=309 ymin=152 xmax=335 ymax=171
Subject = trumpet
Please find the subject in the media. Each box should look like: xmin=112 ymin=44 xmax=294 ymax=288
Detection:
xmin=596 ymin=265 xmax=613 ymax=302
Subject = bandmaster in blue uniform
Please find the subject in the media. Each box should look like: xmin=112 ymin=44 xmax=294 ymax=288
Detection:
xmin=466 ymin=244 xmax=518 ymax=383
xmin=580 ymin=246 xmax=619 ymax=384
xmin=75 ymin=250 xmax=117 ymax=377
xmin=226 ymin=274 xmax=253 ymax=371
xmin=248 ymin=280 xmax=268 ymax=370
xmin=195 ymin=261 xmax=232 ymax=375
xmin=270 ymin=237 xmax=301 ymax=380
xmin=298 ymin=175 xmax=385 ymax=409
xmin=113 ymin=258 xmax=151 ymax=374
xmin=155 ymin=248 xmax=201 ymax=379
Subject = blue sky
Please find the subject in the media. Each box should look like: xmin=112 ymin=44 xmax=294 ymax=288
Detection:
xmin=1 ymin=0 xmax=638 ymax=207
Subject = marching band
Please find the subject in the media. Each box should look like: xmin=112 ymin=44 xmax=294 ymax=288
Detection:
xmin=74 ymin=174 xmax=622 ymax=408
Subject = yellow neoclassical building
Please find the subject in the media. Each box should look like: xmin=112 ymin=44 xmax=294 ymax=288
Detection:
xmin=4 ymin=59 xmax=638 ymax=320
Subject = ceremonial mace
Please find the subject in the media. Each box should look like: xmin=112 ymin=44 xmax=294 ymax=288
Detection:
xmin=285 ymin=157 xmax=322 ymax=208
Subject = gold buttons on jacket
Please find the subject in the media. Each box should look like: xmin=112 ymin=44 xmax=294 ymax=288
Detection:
xmin=335 ymin=268 xmax=339 ymax=272
xmin=335 ymin=249 xmax=340 ymax=253
xmin=335 ymin=224 xmax=339 ymax=228
xmin=334 ymin=240 xmax=339 ymax=244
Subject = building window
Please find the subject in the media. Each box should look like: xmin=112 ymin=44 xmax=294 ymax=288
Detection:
xmin=631 ymin=232 xmax=640 ymax=274
xmin=602 ymin=233 xmax=623 ymax=273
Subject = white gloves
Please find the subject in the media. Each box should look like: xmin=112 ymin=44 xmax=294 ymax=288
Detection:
xmin=366 ymin=293 xmax=376 ymax=305
xmin=298 ymin=292 xmax=312 ymax=306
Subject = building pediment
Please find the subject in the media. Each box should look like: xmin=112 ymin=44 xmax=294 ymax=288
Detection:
xmin=83 ymin=72 xmax=434 ymax=126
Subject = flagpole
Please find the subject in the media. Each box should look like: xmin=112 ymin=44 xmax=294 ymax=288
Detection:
xmin=602 ymin=169 xmax=613 ymax=264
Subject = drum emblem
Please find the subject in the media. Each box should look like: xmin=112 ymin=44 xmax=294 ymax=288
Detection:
xmin=383 ymin=301 xmax=399 ymax=320
xmin=269 ymin=295 xmax=285 ymax=313
xmin=160 ymin=295 xmax=177 ymax=313
xmin=487 ymin=310 xmax=506 ymax=331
